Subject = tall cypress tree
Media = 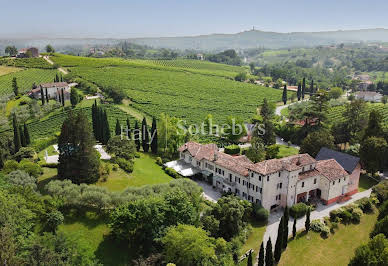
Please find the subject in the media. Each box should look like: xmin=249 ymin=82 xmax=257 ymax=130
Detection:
xmin=24 ymin=123 xmax=31 ymax=145
xmin=274 ymin=217 xmax=284 ymax=262
xmin=19 ymin=125 xmax=26 ymax=147
xmin=126 ymin=117 xmax=131 ymax=139
xmin=141 ymin=117 xmax=150 ymax=152
xmin=283 ymin=206 xmax=289 ymax=249
xmin=55 ymin=73 xmax=59 ymax=82
xmin=305 ymin=208 xmax=311 ymax=232
xmin=102 ymin=110 xmax=111 ymax=144
xmin=151 ymin=117 xmax=158 ymax=154
xmin=297 ymin=82 xmax=302 ymax=101
xmin=61 ymin=88 xmax=65 ymax=106
xmin=45 ymin=88 xmax=49 ymax=103
xmin=302 ymin=77 xmax=306 ymax=99
xmin=91 ymin=100 xmax=98 ymax=140
xmin=134 ymin=121 xmax=140 ymax=151
xmin=12 ymin=113 xmax=21 ymax=153
xmin=265 ymin=237 xmax=274 ymax=266
xmin=309 ymin=80 xmax=314 ymax=97
xmin=258 ymin=242 xmax=265 ymax=266
xmin=41 ymin=87 xmax=45 ymax=105
xmin=292 ymin=218 xmax=297 ymax=239
xmin=115 ymin=119 xmax=121 ymax=136
xmin=0 ymin=150 xmax=3 ymax=169
xmin=282 ymin=85 xmax=287 ymax=105
xmin=247 ymin=250 xmax=253 ymax=266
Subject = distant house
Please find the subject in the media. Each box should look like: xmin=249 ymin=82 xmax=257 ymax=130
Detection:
xmin=355 ymin=91 xmax=383 ymax=102
xmin=17 ymin=47 xmax=39 ymax=58
xmin=358 ymin=80 xmax=373 ymax=90
xmin=29 ymin=82 xmax=70 ymax=101
xmin=316 ymin=147 xmax=361 ymax=198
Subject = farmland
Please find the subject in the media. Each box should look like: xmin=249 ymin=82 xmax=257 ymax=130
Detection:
xmin=0 ymin=68 xmax=58 ymax=96
xmin=0 ymin=57 xmax=53 ymax=69
xmin=0 ymin=65 xmax=21 ymax=76
xmin=49 ymin=54 xmax=284 ymax=124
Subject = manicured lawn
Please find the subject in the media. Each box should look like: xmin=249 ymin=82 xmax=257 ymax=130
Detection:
xmin=97 ymin=153 xmax=173 ymax=191
xmin=276 ymin=145 xmax=299 ymax=158
xmin=239 ymin=220 xmax=267 ymax=265
xmin=58 ymin=211 xmax=134 ymax=266
xmin=358 ymin=174 xmax=379 ymax=192
xmin=37 ymin=167 xmax=58 ymax=192
xmin=278 ymin=212 xmax=378 ymax=266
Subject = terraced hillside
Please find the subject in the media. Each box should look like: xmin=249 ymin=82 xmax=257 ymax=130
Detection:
xmin=51 ymin=54 xmax=283 ymax=124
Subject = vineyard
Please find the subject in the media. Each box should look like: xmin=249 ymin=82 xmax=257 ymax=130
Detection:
xmin=0 ymin=68 xmax=59 ymax=96
xmin=0 ymin=57 xmax=53 ymax=69
xmin=26 ymin=104 xmax=136 ymax=140
xmin=0 ymin=66 xmax=21 ymax=76
xmin=70 ymin=65 xmax=283 ymax=124
xmin=327 ymin=103 xmax=388 ymax=128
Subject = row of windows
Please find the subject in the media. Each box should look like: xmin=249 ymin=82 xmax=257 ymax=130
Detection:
xmin=301 ymin=178 xmax=317 ymax=188
xmin=276 ymin=194 xmax=282 ymax=200
xmin=333 ymin=177 xmax=346 ymax=185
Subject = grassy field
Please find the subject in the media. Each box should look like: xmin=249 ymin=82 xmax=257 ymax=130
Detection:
xmin=0 ymin=57 xmax=53 ymax=69
xmin=278 ymin=212 xmax=378 ymax=266
xmin=0 ymin=65 xmax=21 ymax=76
xmin=0 ymin=68 xmax=58 ymax=96
xmin=239 ymin=220 xmax=267 ymax=265
xmin=276 ymin=145 xmax=299 ymax=158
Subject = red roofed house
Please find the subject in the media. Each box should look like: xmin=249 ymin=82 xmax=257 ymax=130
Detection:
xmin=29 ymin=82 xmax=70 ymax=101
xmin=17 ymin=47 xmax=39 ymax=58
xmin=176 ymin=142 xmax=361 ymax=210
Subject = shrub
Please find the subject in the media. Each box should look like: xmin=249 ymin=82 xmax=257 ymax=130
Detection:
xmin=164 ymin=167 xmax=181 ymax=179
xmin=351 ymin=208 xmax=363 ymax=223
xmin=224 ymin=145 xmax=241 ymax=155
xmin=112 ymin=164 xmax=119 ymax=171
xmin=38 ymin=162 xmax=58 ymax=168
xmin=310 ymin=219 xmax=330 ymax=237
xmin=6 ymin=170 xmax=37 ymax=190
xmin=370 ymin=216 xmax=388 ymax=238
xmin=19 ymin=159 xmax=43 ymax=178
xmin=339 ymin=210 xmax=352 ymax=224
xmin=113 ymin=157 xmax=134 ymax=173
xmin=290 ymin=203 xmax=308 ymax=218
xmin=355 ymin=197 xmax=374 ymax=213
xmin=372 ymin=180 xmax=388 ymax=203
xmin=329 ymin=208 xmax=343 ymax=222
xmin=2 ymin=160 xmax=19 ymax=174
xmin=155 ymin=157 xmax=163 ymax=166
xmin=13 ymin=147 xmax=37 ymax=162
xmin=252 ymin=203 xmax=269 ymax=222
xmin=32 ymin=136 xmax=58 ymax=152
xmin=106 ymin=136 xmax=136 ymax=160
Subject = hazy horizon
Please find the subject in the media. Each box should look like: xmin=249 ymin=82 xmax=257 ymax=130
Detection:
xmin=1 ymin=0 xmax=387 ymax=39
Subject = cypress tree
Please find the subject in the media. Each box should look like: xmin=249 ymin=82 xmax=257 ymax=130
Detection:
xmin=115 ymin=118 xmax=121 ymax=136
xmin=45 ymin=88 xmax=49 ymax=103
xmin=12 ymin=113 xmax=21 ymax=153
xmin=293 ymin=218 xmax=297 ymax=239
xmin=305 ymin=208 xmax=311 ymax=232
xmin=91 ymin=100 xmax=98 ymax=140
xmin=141 ymin=117 xmax=150 ymax=152
xmin=61 ymin=88 xmax=65 ymax=106
xmin=20 ymin=125 xmax=26 ymax=147
xmin=151 ymin=117 xmax=158 ymax=154
xmin=134 ymin=121 xmax=140 ymax=151
xmin=302 ymin=77 xmax=306 ymax=99
xmin=265 ymin=237 xmax=274 ymax=266
xmin=126 ymin=117 xmax=131 ymax=139
xmin=309 ymin=80 xmax=314 ymax=97
xmin=102 ymin=110 xmax=111 ymax=144
xmin=282 ymin=85 xmax=287 ymax=105
xmin=24 ymin=123 xmax=31 ymax=145
xmin=55 ymin=73 xmax=59 ymax=82
xmin=41 ymin=87 xmax=45 ymax=105
xmin=0 ymin=150 xmax=3 ymax=169
xmin=283 ymin=206 xmax=289 ymax=249
xmin=247 ymin=250 xmax=253 ymax=266
xmin=258 ymin=242 xmax=265 ymax=266
xmin=12 ymin=77 xmax=18 ymax=96
xmin=297 ymin=82 xmax=302 ymax=101
xmin=274 ymin=217 xmax=284 ymax=262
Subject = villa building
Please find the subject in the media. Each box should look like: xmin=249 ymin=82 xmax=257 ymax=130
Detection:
xmin=29 ymin=82 xmax=70 ymax=101
xmin=175 ymin=142 xmax=361 ymax=211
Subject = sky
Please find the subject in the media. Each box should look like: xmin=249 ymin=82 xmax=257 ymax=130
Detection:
xmin=1 ymin=0 xmax=387 ymax=38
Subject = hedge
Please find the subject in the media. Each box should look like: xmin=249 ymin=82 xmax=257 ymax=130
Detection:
xmin=224 ymin=145 xmax=241 ymax=155
xmin=290 ymin=202 xmax=309 ymax=218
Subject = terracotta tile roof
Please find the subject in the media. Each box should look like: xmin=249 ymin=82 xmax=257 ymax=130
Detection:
xmin=299 ymin=169 xmax=320 ymax=180
xmin=178 ymin=142 xmax=252 ymax=176
xmin=315 ymin=159 xmax=348 ymax=181
xmin=249 ymin=154 xmax=316 ymax=175
xmin=40 ymin=82 xmax=68 ymax=88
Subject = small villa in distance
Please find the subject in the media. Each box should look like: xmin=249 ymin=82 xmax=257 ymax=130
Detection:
xmin=29 ymin=82 xmax=70 ymax=101
xmin=173 ymin=142 xmax=361 ymax=211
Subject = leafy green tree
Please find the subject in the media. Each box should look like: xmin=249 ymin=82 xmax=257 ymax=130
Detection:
xmin=162 ymin=224 xmax=232 ymax=266
xmin=45 ymin=44 xmax=55 ymax=53
xmin=364 ymin=109 xmax=384 ymax=139
xmin=106 ymin=136 xmax=136 ymax=160
xmin=349 ymin=234 xmax=388 ymax=266
xmin=360 ymin=137 xmax=388 ymax=174
xmin=258 ymin=242 xmax=265 ymax=266
xmin=45 ymin=210 xmax=64 ymax=233
xmin=282 ymin=85 xmax=287 ymax=105
xmin=246 ymin=137 xmax=266 ymax=163
xmin=328 ymin=87 xmax=343 ymax=99
xmin=12 ymin=113 xmax=21 ymax=153
xmin=260 ymin=98 xmax=275 ymax=120
xmin=249 ymin=62 xmax=255 ymax=73
xmin=58 ymin=111 xmax=100 ymax=184
xmin=343 ymin=99 xmax=368 ymax=142
xmin=222 ymin=116 xmax=246 ymax=144
xmin=265 ymin=237 xmax=274 ymax=266
xmin=305 ymin=208 xmax=311 ymax=232
xmin=115 ymin=118 xmax=121 ymax=136
xmin=141 ymin=117 xmax=150 ymax=152
xmin=5 ymin=45 xmax=17 ymax=56
xmin=6 ymin=170 xmax=37 ymax=190
xmin=151 ymin=117 xmax=158 ymax=154
xmin=370 ymin=216 xmax=388 ymax=239
xmin=300 ymin=129 xmax=335 ymax=157
xmin=234 ymin=72 xmax=247 ymax=82
xmin=12 ymin=77 xmax=18 ymax=96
